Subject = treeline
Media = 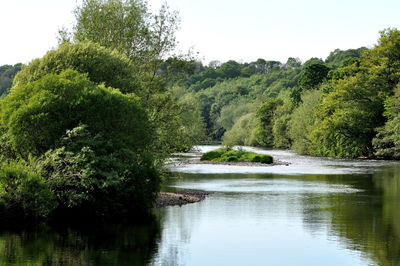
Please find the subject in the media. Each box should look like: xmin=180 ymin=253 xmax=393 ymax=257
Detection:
xmin=173 ymin=29 xmax=400 ymax=159
xmin=0 ymin=0 xmax=203 ymax=223
xmin=172 ymin=44 xmax=382 ymax=157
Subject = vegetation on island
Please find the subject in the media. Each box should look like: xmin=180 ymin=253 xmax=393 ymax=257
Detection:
xmin=200 ymin=148 xmax=273 ymax=164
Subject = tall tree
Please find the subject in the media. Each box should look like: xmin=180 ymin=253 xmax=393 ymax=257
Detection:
xmin=309 ymin=28 xmax=400 ymax=158
xmin=69 ymin=0 xmax=179 ymax=73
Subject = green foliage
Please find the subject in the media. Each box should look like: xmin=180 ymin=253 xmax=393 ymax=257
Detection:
xmin=200 ymin=148 xmax=226 ymax=161
xmin=0 ymin=69 xmax=158 ymax=219
xmin=217 ymin=97 xmax=255 ymax=132
xmin=216 ymin=60 xmax=241 ymax=78
xmin=61 ymin=0 xmax=202 ymax=155
xmin=13 ymin=41 xmax=139 ymax=94
xmin=373 ymin=84 xmax=400 ymax=158
xmin=272 ymin=114 xmax=291 ymax=148
xmin=297 ymin=62 xmax=330 ymax=91
xmin=325 ymin=47 xmax=367 ymax=69
xmin=39 ymin=124 xmax=159 ymax=216
xmin=0 ymin=64 xmax=22 ymax=96
xmin=0 ymin=160 xmax=57 ymax=220
xmin=309 ymin=28 xmax=400 ymax=158
xmin=1 ymin=69 xmax=150 ymax=158
xmin=200 ymin=148 xmax=273 ymax=164
xmin=288 ymin=89 xmax=321 ymax=154
xmin=71 ymin=0 xmax=179 ymax=70
xmin=222 ymin=113 xmax=256 ymax=146
xmin=253 ymin=98 xmax=283 ymax=146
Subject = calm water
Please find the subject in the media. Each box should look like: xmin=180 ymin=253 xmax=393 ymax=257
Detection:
xmin=2 ymin=146 xmax=400 ymax=266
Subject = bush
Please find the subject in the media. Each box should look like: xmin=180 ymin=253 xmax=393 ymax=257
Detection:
xmin=250 ymin=154 xmax=273 ymax=164
xmin=0 ymin=69 xmax=159 ymax=219
xmin=200 ymin=148 xmax=227 ymax=161
xmin=0 ymin=69 xmax=151 ymax=158
xmin=13 ymin=41 xmax=140 ymax=94
xmin=0 ymin=161 xmax=57 ymax=220
xmin=39 ymin=125 xmax=159 ymax=217
xmin=200 ymin=148 xmax=273 ymax=164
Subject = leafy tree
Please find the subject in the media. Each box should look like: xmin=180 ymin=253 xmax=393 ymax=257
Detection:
xmin=222 ymin=113 xmax=256 ymax=146
xmin=298 ymin=62 xmax=330 ymax=91
xmin=69 ymin=0 xmax=178 ymax=71
xmin=285 ymin=57 xmax=302 ymax=69
xmin=373 ymin=84 xmax=400 ymax=158
xmin=253 ymin=98 xmax=283 ymax=146
xmin=271 ymin=93 xmax=293 ymax=148
xmin=217 ymin=60 xmax=241 ymax=79
xmin=325 ymin=47 xmax=367 ymax=69
xmin=288 ymin=89 xmax=321 ymax=154
xmin=0 ymin=160 xmax=57 ymax=221
xmin=217 ymin=97 xmax=255 ymax=132
xmin=13 ymin=41 xmax=139 ymax=94
xmin=2 ymin=69 xmax=150 ymax=158
xmin=309 ymin=28 xmax=400 ymax=158
xmin=0 ymin=69 xmax=158 ymax=217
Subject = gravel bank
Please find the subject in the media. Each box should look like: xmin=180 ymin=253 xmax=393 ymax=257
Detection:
xmin=154 ymin=191 xmax=209 ymax=208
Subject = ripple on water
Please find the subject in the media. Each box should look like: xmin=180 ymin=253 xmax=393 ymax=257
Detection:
xmin=169 ymin=145 xmax=400 ymax=175
xmin=171 ymin=179 xmax=362 ymax=194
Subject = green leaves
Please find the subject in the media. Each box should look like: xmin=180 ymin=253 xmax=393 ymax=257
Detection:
xmin=0 ymin=160 xmax=57 ymax=220
xmin=13 ymin=41 xmax=140 ymax=94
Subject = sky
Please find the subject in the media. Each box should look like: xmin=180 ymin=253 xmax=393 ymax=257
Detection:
xmin=1 ymin=0 xmax=400 ymax=66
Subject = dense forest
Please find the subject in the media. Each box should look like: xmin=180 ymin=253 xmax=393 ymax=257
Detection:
xmin=0 ymin=0 xmax=400 ymax=223
xmin=171 ymin=29 xmax=400 ymax=159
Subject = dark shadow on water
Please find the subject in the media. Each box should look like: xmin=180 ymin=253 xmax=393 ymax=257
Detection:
xmin=0 ymin=214 xmax=161 ymax=266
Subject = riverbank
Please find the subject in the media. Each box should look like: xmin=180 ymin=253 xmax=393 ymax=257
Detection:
xmin=154 ymin=191 xmax=209 ymax=208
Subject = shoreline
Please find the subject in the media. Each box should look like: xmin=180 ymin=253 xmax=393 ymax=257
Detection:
xmin=154 ymin=191 xmax=209 ymax=208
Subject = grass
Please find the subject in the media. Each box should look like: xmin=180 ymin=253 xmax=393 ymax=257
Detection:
xmin=200 ymin=148 xmax=273 ymax=164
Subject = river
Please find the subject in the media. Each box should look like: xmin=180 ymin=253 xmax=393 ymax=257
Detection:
xmin=1 ymin=146 xmax=400 ymax=265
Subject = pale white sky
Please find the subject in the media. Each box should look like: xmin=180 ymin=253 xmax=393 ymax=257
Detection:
xmin=1 ymin=0 xmax=400 ymax=66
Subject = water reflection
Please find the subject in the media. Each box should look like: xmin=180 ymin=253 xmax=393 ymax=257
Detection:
xmin=0 ymin=217 xmax=161 ymax=265
xmin=150 ymin=170 xmax=400 ymax=265
xmin=2 ymin=148 xmax=400 ymax=266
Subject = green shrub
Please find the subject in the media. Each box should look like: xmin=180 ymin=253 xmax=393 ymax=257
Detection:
xmin=13 ymin=41 xmax=140 ymax=94
xmin=200 ymin=148 xmax=273 ymax=164
xmin=0 ymin=69 xmax=151 ymax=158
xmin=250 ymin=154 xmax=273 ymax=164
xmin=200 ymin=148 xmax=227 ymax=161
xmin=0 ymin=161 xmax=57 ymax=220
xmin=39 ymin=124 xmax=159 ymax=217
xmin=0 ymin=69 xmax=159 ymax=219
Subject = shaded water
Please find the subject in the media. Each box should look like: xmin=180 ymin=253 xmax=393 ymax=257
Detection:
xmin=2 ymin=146 xmax=400 ymax=265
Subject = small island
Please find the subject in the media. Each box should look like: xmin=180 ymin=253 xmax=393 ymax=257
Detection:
xmin=201 ymin=148 xmax=273 ymax=164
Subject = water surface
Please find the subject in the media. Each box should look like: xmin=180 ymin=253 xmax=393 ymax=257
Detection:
xmin=1 ymin=146 xmax=400 ymax=266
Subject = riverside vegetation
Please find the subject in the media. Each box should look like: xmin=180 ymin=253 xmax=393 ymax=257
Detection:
xmin=200 ymin=148 xmax=273 ymax=164
xmin=1 ymin=0 xmax=400 ymax=223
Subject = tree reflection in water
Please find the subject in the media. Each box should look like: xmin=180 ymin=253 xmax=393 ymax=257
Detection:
xmin=0 ymin=215 xmax=161 ymax=266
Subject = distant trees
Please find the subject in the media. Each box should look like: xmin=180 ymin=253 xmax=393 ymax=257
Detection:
xmin=309 ymin=28 xmax=400 ymax=158
xmin=0 ymin=64 xmax=21 ymax=96
xmin=171 ymin=28 xmax=400 ymax=160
